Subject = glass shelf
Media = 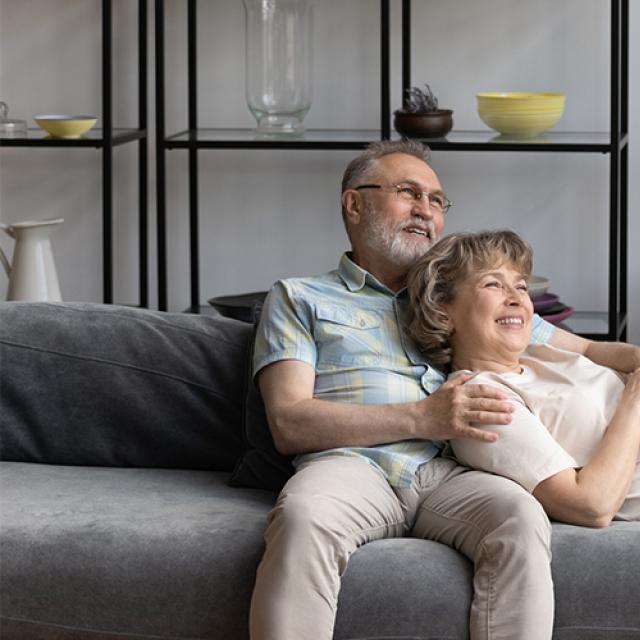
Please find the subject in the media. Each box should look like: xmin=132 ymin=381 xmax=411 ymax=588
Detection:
xmin=0 ymin=128 xmax=147 ymax=148
xmin=165 ymin=128 xmax=383 ymax=149
xmin=163 ymin=128 xmax=625 ymax=152
xmin=559 ymin=311 xmax=627 ymax=340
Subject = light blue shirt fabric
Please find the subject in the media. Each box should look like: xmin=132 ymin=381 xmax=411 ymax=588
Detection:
xmin=253 ymin=252 xmax=556 ymax=487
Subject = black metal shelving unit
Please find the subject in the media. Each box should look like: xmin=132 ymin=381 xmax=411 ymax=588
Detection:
xmin=0 ymin=0 xmax=149 ymax=307
xmin=155 ymin=0 xmax=629 ymax=341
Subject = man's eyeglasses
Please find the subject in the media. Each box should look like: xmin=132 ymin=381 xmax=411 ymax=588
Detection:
xmin=355 ymin=183 xmax=453 ymax=215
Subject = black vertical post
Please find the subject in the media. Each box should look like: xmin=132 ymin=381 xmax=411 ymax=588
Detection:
xmin=380 ymin=0 xmax=390 ymax=139
xmin=608 ymin=0 xmax=620 ymax=340
xmin=188 ymin=0 xmax=199 ymax=311
xmin=102 ymin=0 xmax=113 ymax=304
xmin=138 ymin=0 xmax=148 ymax=308
xmin=619 ymin=0 xmax=629 ymax=340
xmin=402 ymin=0 xmax=411 ymax=107
xmin=155 ymin=0 xmax=167 ymax=310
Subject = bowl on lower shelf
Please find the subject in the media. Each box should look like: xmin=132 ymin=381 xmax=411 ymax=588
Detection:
xmin=476 ymin=92 xmax=565 ymax=137
xmin=528 ymin=275 xmax=550 ymax=299
xmin=34 ymin=115 xmax=97 ymax=139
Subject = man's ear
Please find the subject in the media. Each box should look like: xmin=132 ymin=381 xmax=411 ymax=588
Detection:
xmin=342 ymin=190 xmax=362 ymax=226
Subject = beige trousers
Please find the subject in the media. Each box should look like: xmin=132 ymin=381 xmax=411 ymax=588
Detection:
xmin=250 ymin=455 xmax=554 ymax=640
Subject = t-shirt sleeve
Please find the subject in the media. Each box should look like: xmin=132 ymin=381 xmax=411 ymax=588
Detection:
xmin=252 ymin=280 xmax=317 ymax=379
xmin=449 ymin=380 xmax=578 ymax=493
xmin=530 ymin=313 xmax=555 ymax=345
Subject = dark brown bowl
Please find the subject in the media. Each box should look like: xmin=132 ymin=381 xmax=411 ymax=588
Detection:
xmin=393 ymin=109 xmax=454 ymax=138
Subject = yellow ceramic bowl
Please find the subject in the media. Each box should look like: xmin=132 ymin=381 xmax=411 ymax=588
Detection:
xmin=34 ymin=115 xmax=97 ymax=139
xmin=476 ymin=93 xmax=565 ymax=137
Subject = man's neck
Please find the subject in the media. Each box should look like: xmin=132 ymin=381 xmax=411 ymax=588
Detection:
xmin=350 ymin=251 xmax=407 ymax=292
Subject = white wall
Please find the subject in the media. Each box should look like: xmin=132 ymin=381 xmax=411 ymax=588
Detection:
xmin=1 ymin=0 xmax=638 ymax=344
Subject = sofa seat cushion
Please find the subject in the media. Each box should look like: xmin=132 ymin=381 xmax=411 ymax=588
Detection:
xmin=0 ymin=462 xmax=275 ymax=640
xmin=2 ymin=462 xmax=639 ymax=640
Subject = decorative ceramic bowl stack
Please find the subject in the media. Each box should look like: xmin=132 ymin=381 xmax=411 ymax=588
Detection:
xmin=528 ymin=275 xmax=574 ymax=325
xmin=476 ymin=92 xmax=565 ymax=137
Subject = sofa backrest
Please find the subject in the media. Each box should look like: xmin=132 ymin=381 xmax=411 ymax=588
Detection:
xmin=0 ymin=302 xmax=251 ymax=472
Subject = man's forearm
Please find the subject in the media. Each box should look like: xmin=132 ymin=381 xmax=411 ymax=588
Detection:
xmin=584 ymin=341 xmax=640 ymax=374
xmin=259 ymin=361 xmax=514 ymax=456
xmin=266 ymin=397 xmax=420 ymax=455
xmin=550 ymin=326 xmax=640 ymax=373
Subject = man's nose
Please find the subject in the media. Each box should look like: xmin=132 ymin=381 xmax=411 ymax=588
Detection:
xmin=411 ymin=198 xmax=432 ymax=218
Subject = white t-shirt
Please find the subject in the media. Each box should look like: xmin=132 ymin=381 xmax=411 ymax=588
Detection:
xmin=450 ymin=343 xmax=627 ymax=494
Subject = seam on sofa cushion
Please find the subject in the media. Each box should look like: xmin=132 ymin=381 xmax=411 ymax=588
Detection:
xmin=37 ymin=303 xmax=245 ymax=345
xmin=1 ymin=615 xmax=210 ymax=640
xmin=0 ymin=339 xmax=242 ymax=403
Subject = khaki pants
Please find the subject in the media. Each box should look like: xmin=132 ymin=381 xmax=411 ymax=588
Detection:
xmin=250 ymin=455 xmax=554 ymax=640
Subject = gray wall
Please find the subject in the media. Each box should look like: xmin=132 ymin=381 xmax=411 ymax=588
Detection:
xmin=1 ymin=0 xmax=638 ymax=344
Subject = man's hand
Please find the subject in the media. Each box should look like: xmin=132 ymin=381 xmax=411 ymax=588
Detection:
xmin=416 ymin=373 xmax=514 ymax=443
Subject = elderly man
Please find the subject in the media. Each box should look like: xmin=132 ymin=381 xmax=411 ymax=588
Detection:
xmin=248 ymin=140 xmax=640 ymax=640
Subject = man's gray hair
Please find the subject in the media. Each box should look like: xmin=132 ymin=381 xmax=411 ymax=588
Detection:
xmin=340 ymin=140 xmax=431 ymax=236
xmin=341 ymin=139 xmax=431 ymax=194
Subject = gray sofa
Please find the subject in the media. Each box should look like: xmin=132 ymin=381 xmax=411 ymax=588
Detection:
xmin=1 ymin=301 xmax=639 ymax=640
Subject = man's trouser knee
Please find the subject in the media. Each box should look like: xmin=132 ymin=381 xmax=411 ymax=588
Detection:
xmin=249 ymin=456 xmax=406 ymax=640
xmin=409 ymin=458 xmax=554 ymax=640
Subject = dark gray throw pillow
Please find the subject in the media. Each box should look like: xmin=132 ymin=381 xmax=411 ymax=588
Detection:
xmin=228 ymin=303 xmax=294 ymax=493
xmin=0 ymin=302 xmax=250 ymax=471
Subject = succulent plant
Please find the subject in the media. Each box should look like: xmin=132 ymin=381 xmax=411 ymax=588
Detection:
xmin=404 ymin=84 xmax=440 ymax=113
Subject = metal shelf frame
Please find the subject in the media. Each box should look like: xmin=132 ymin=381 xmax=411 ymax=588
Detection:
xmin=155 ymin=0 xmax=629 ymax=341
xmin=0 ymin=0 xmax=149 ymax=307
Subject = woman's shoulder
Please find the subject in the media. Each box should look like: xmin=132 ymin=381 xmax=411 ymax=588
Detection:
xmin=448 ymin=369 xmax=528 ymax=405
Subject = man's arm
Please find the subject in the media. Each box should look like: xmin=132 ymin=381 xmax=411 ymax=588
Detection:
xmin=549 ymin=326 xmax=640 ymax=373
xmin=258 ymin=359 xmax=516 ymax=456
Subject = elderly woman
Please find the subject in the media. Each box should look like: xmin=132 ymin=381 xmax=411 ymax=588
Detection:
xmin=407 ymin=230 xmax=640 ymax=527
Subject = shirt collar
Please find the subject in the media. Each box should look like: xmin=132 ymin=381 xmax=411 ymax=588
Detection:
xmin=338 ymin=252 xmax=404 ymax=296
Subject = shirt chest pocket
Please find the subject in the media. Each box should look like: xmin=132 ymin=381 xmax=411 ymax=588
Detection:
xmin=314 ymin=306 xmax=382 ymax=367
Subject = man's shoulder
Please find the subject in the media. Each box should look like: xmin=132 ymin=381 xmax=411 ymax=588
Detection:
xmin=273 ymin=268 xmax=344 ymax=300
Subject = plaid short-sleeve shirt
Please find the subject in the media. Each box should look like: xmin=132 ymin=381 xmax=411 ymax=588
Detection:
xmin=253 ymin=253 xmax=555 ymax=488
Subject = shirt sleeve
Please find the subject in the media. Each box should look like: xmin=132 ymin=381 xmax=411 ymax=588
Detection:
xmin=449 ymin=379 xmax=578 ymax=493
xmin=252 ymin=280 xmax=317 ymax=379
xmin=530 ymin=313 xmax=555 ymax=345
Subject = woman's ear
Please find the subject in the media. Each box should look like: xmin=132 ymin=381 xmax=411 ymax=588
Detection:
xmin=342 ymin=190 xmax=362 ymax=226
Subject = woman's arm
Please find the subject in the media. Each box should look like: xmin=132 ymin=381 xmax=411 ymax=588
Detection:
xmin=533 ymin=368 xmax=640 ymax=527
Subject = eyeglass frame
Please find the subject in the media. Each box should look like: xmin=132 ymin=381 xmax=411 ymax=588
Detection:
xmin=354 ymin=183 xmax=453 ymax=214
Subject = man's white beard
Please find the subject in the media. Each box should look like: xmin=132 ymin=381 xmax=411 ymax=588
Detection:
xmin=361 ymin=202 xmax=437 ymax=269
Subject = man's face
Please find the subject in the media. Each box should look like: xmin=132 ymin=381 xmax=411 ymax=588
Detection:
xmin=355 ymin=154 xmax=447 ymax=270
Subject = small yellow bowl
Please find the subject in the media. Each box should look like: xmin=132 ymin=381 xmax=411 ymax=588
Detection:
xmin=34 ymin=115 xmax=97 ymax=139
xmin=476 ymin=93 xmax=565 ymax=137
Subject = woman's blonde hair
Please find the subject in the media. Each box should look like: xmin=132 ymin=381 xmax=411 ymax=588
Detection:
xmin=406 ymin=230 xmax=533 ymax=371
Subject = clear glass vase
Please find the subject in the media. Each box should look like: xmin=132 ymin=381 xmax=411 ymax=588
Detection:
xmin=243 ymin=0 xmax=313 ymax=136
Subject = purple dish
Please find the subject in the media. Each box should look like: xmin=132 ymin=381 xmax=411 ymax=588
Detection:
xmin=533 ymin=292 xmax=560 ymax=313
xmin=542 ymin=306 xmax=574 ymax=325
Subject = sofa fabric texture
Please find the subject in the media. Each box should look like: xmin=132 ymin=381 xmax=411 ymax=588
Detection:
xmin=0 ymin=302 xmax=248 ymax=472
xmin=1 ymin=301 xmax=640 ymax=640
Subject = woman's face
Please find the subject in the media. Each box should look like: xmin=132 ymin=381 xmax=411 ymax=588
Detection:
xmin=444 ymin=260 xmax=534 ymax=368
